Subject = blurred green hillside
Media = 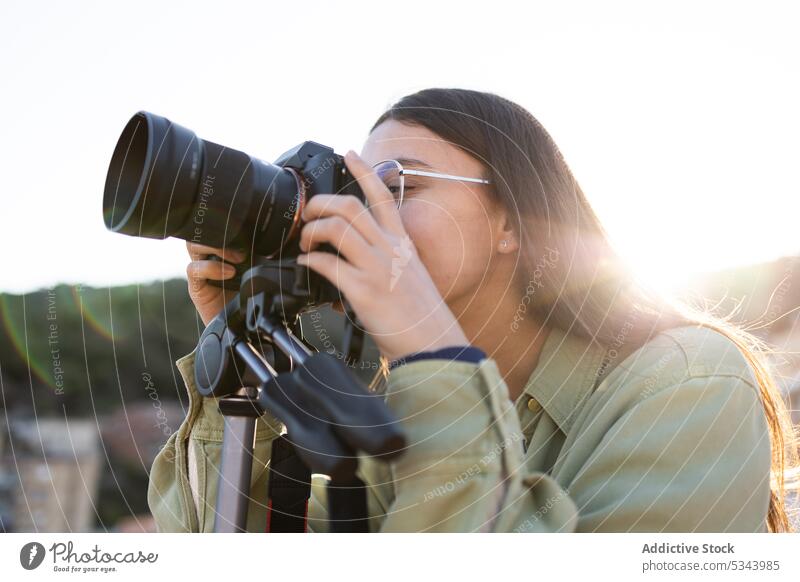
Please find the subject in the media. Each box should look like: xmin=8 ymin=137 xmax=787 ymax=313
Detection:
xmin=0 ymin=279 xmax=382 ymax=419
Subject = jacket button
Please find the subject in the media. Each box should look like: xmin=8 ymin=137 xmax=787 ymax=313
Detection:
xmin=527 ymin=397 xmax=542 ymax=413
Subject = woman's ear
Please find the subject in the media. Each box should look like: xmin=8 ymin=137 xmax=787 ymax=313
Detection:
xmin=496 ymin=212 xmax=519 ymax=254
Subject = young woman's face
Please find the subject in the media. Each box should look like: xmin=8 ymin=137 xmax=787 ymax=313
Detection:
xmin=361 ymin=119 xmax=508 ymax=307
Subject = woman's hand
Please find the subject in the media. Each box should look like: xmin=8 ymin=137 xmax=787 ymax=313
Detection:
xmin=297 ymin=150 xmax=469 ymax=362
xmin=185 ymin=242 xmax=245 ymax=326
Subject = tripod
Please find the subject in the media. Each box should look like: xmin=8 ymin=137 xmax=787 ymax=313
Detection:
xmin=192 ymin=258 xmax=405 ymax=532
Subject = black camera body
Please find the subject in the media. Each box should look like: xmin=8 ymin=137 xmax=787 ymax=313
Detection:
xmin=102 ymin=111 xmax=364 ymax=308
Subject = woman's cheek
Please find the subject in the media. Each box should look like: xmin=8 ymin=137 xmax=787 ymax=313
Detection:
xmin=401 ymin=204 xmax=469 ymax=299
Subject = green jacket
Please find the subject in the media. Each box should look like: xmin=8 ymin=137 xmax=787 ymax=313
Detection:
xmin=147 ymin=324 xmax=771 ymax=532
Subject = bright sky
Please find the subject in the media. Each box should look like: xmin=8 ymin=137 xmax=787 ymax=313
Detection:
xmin=1 ymin=0 xmax=798 ymax=295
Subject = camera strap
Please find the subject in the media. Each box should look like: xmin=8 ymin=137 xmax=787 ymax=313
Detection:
xmin=265 ymin=434 xmax=312 ymax=532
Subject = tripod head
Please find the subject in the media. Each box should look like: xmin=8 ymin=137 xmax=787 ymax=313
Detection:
xmin=191 ymin=258 xmax=405 ymax=530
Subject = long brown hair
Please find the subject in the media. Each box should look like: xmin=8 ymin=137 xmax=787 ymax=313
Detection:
xmin=370 ymin=87 xmax=800 ymax=532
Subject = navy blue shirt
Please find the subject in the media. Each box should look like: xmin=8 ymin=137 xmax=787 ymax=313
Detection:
xmin=388 ymin=345 xmax=487 ymax=371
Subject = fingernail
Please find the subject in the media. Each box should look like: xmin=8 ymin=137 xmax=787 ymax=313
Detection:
xmin=296 ymin=254 xmax=307 ymax=264
xmin=223 ymin=264 xmax=236 ymax=276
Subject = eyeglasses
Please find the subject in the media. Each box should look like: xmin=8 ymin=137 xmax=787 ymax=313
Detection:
xmin=371 ymin=159 xmax=491 ymax=209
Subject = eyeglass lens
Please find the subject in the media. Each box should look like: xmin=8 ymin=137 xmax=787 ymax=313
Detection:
xmin=373 ymin=160 xmax=405 ymax=208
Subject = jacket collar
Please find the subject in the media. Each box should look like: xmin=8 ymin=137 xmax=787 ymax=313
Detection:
xmin=522 ymin=326 xmax=609 ymax=435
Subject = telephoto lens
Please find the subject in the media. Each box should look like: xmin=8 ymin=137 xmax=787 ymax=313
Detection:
xmin=102 ymin=111 xmax=364 ymax=301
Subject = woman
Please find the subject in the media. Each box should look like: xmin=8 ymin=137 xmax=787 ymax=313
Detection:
xmin=148 ymin=88 xmax=799 ymax=532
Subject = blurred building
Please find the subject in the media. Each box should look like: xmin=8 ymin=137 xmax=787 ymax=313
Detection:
xmin=0 ymin=418 xmax=101 ymax=532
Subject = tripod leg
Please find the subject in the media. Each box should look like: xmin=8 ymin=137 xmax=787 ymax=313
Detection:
xmin=214 ymin=415 xmax=257 ymax=532
xmin=327 ymin=475 xmax=370 ymax=532
xmin=265 ymin=435 xmax=312 ymax=532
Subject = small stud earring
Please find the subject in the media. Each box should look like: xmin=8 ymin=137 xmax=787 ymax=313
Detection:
xmin=501 ymin=240 xmax=508 ymax=249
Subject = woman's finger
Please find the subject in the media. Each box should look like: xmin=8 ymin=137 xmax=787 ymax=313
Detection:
xmin=301 ymin=193 xmax=386 ymax=248
xmin=186 ymin=241 xmax=245 ymax=263
xmin=300 ymin=216 xmax=375 ymax=267
xmin=186 ymin=259 xmax=237 ymax=282
xmin=297 ymin=251 xmax=360 ymax=298
xmin=343 ymin=150 xmax=406 ymax=236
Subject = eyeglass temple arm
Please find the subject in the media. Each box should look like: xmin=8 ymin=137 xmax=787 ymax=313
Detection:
xmin=400 ymin=168 xmax=490 ymax=184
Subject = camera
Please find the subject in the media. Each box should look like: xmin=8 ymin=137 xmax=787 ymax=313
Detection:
xmin=102 ymin=111 xmax=364 ymax=307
